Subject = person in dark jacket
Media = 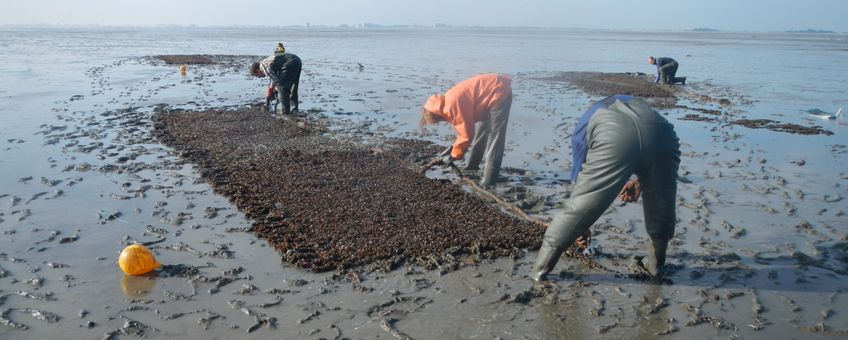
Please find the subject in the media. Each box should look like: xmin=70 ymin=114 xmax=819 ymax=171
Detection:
xmin=648 ymin=56 xmax=686 ymax=85
xmin=530 ymin=95 xmax=680 ymax=282
xmin=250 ymin=49 xmax=302 ymax=115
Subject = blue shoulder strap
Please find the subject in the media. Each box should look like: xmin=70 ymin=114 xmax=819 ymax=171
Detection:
xmin=570 ymin=95 xmax=633 ymax=182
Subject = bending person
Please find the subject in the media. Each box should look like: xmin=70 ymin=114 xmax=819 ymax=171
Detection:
xmin=648 ymin=56 xmax=686 ymax=85
xmin=250 ymin=46 xmax=302 ymax=115
xmin=420 ymin=74 xmax=513 ymax=188
xmin=531 ymin=95 xmax=680 ymax=281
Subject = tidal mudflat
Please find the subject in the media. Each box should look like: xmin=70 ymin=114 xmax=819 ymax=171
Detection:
xmin=1 ymin=27 xmax=846 ymax=339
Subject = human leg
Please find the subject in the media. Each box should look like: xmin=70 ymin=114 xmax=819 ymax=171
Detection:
xmin=277 ymin=82 xmax=291 ymax=114
xmin=666 ymin=61 xmax=685 ymax=84
xmin=480 ymin=95 xmax=512 ymax=187
xmin=638 ymin=127 xmax=680 ymax=276
xmin=290 ymin=66 xmax=301 ymax=113
xmin=531 ymin=116 xmax=638 ymax=281
xmin=465 ymin=121 xmax=489 ymax=171
xmin=658 ymin=62 xmax=677 ymax=85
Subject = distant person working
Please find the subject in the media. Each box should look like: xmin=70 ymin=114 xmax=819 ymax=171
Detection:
xmin=648 ymin=56 xmax=686 ymax=85
xmin=420 ymin=74 xmax=513 ymax=188
xmin=531 ymin=95 xmax=681 ymax=282
xmin=250 ymin=43 xmax=302 ymax=115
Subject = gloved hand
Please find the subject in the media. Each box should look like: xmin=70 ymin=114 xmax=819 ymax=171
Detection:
xmin=426 ymin=154 xmax=454 ymax=168
xmin=266 ymin=84 xmax=277 ymax=99
xmin=440 ymin=154 xmax=455 ymax=167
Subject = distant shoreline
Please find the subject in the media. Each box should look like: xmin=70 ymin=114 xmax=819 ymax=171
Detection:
xmin=0 ymin=24 xmax=843 ymax=35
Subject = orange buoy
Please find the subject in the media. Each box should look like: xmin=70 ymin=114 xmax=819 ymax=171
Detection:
xmin=118 ymin=244 xmax=160 ymax=275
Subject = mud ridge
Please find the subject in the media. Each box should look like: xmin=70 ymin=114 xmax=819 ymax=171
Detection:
xmin=729 ymin=119 xmax=833 ymax=135
xmin=152 ymin=107 xmax=545 ymax=272
xmin=149 ymin=54 xmax=263 ymax=70
xmin=539 ymin=72 xmax=677 ymax=107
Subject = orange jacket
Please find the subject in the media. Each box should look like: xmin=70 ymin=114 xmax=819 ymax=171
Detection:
xmin=423 ymin=74 xmax=512 ymax=159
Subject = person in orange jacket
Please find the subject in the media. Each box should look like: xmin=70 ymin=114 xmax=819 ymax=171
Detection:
xmin=420 ymin=74 xmax=513 ymax=188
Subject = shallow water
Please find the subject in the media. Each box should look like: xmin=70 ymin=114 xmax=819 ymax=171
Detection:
xmin=0 ymin=27 xmax=846 ymax=339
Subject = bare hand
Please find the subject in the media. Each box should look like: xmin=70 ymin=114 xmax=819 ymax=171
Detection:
xmin=618 ymin=179 xmax=641 ymax=202
xmin=574 ymin=233 xmax=590 ymax=250
xmin=566 ymin=229 xmax=592 ymax=257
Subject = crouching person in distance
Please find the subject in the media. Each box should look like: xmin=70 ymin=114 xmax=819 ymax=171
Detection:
xmin=648 ymin=56 xmax=686 ymax=85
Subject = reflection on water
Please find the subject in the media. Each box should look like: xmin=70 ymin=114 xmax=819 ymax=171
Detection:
xmin=120 ymin=274 xmax=157 ymax=298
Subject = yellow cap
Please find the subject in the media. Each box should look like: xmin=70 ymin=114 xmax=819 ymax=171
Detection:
xmin=118 ymin=244 xmax=161 ymax=276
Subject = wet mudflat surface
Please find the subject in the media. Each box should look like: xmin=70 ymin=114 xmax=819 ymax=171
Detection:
xmin=1 ymin=27 xmax=847 ymax=339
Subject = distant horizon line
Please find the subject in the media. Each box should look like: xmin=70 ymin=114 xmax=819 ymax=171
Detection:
xmin=0 ymin=23 xmax=843 ymax=34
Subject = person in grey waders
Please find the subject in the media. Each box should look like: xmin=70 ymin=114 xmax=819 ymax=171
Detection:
xmin=250 ymin=44 xmax=302 ymax=115
xmin=648 ymin=56 xmax=686 ymax=85
xmin=531 ymin=95 xmax=680 ymax=281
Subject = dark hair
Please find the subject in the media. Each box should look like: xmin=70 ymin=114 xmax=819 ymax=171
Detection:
xmin=249 ymin=61 xmax=260 ymax=76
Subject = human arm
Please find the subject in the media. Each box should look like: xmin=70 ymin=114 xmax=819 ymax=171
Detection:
xmin=654 ymin=63 xmax=662 ymax=83
xmin=654 ymin=58 xmax=673 ymax=83
xmin=266 ymin=69 xmax=281 ymax=83
xmin=450 ymin=121 xmax=474 ymax=160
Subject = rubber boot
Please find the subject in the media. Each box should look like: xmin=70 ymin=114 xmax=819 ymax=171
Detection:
xmin=530 ymin=244 xmax=564 ymax=282
xmin=642 ymin=239 xmax=669 ymax=277
xmin=479 ymin=178 xmax=495 ymax=189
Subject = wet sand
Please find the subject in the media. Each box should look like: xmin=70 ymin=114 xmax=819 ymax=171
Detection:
xmin=1 ymin=29 xmax=847 ymax=340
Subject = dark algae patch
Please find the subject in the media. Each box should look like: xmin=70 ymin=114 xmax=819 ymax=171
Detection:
xmin=151 ymin=54 xmax=263 ymax=70
xmin=155 ymin=55 xmax=216 ymax=65
xmin=153 ymin=107 xmax=544 ymax=272
xmin=541 ymin=72 xmax=675 ymax=99
xmin=730 ymin=119 xmax=833 ymax=135
xmin=680 ymin=114 xmax=719 ymax=123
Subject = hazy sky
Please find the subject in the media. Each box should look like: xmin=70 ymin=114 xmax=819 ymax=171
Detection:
xmin=2 ymin=0 xmax=846 ymax=32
